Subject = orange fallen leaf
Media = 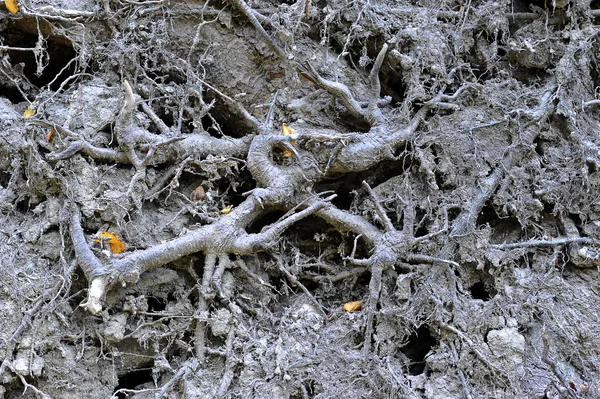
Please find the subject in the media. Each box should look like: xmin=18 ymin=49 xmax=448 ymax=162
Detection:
xmin=281 ymin=123 xmax=296 ymax=157
xmin=23 ymin=105 xmax=36 ymax=118
xmin=220 ymin=205 xmax=233 ymax=214
xmin=95 ymin=232 xmax=126 ymax=254
xmin=5 ymin=0 xmax=18 ymax=14
xmin=343 ymin=301 xmax=362 ymax=312
xmin=282 ymin=123 xmax=296 ymax=137
xmin=46 ymin=129 xmax=55 ymax=141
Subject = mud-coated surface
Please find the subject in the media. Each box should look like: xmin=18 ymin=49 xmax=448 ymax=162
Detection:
xmin=1 ymin=1 xmax=600 ymax=398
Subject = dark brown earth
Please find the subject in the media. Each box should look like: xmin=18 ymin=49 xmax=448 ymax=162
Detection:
xmin=1 ymin=1 xmax=600 ymax=398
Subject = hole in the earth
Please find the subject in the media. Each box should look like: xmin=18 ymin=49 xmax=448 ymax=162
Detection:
xmin=15 ymin=197 xmax=29 ymax=213
xmin=414 ymin=226 xmax=428 ymax=237
xmin=147 ymin=296 xmax=166 ymax=313
xmin=201 ymin=115 xmax=221 ymax=137
xmin=489 ymin=216 xmax=522 ymax=244
xmin=113 ymin=369 xmax=154 ymax=398
xmin=534 ymin=137 xmax=546 ymax=157
xmin=355 ymin=269 xmax=371 ymax=287
xmin=587 ymin=159 xmax=598 ymax=174
xmin=470 ymin=281 xmax=491 ymax=301
xmin=246 ymin=209 xmax=287 ymax=234
xmin=285 ymin=216 xmax=344 ymax=257
xmin=511 ymin=66 xmax=551 ymax=85
xmin=202 ymin=95 xmax=258 ymax=138
xmin=68 ymin=269 xmax=88 ymax=308
xmin=447 ymin=206 xmax=461 ymax=223
xmin=298 ymin=277 xmax=319 ymax=292
xmin=2 ymin=19 xmax=77 ymax=95
xmin=400 ymin=325 xmax=436 ymax=375
xmin=476 ymin=202 xmax=497 ymax=227
xmin=567 ymin=213 xmax=583 ymax=236
xmin=0 ymin=169 xmax=10 ymax=187
xmin=315 ymin=158 xmax=408 ymax=211
xmin=591 ymin=37 xmax=600 ymax=87
xmin=303 ymin=380 xmax=316 ymax=397
xmin=381 ymin=64 xmax=407 ymax=105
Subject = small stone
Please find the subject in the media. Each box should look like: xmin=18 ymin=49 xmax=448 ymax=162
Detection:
xmin=190 ymin=185 xmax=206 ymax=201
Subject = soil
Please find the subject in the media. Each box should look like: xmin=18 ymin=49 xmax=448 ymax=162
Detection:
xmin=1 ymin=0 xmax=600 ymax=398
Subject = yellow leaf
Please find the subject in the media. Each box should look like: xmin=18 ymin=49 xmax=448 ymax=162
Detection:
xmin=220 ymin=205 xmax=233 ymax=214
xmin=281 ymin=123 xmax=296 ymax=157
xmin=282 ymin=123 xmax=296 ymax=136
xmin=5 ymin=0 xmax=18 ymax=14
xmin=97 ymin=232 xmax=126 ymax=254
xmin=22 ymin=105 xmax=36 ymax=118
xmin=343 ymin=301 xmax=362 ymax=312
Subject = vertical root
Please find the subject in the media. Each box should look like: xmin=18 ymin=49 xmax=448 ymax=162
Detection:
xmin=363 ymin=263 xmax=383 ymax=361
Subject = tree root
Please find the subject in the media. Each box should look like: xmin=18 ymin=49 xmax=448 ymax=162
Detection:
xmin=157 ymin=359 xmax=198 ymax=398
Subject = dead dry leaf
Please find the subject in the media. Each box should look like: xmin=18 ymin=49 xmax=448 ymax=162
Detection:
xmin=22 ymin=105 xmax=36 ymax=118
xmin=220 ymin=205 xmax=233 ymax=214
xmin=281 ymin=123 xmax=296 ymax=157
xmin=343 ymin=301 xmax=362 ymax=312
xmin=96 ymin=232 xmax=126 ymax=254
xmin=5 ymin=0 xmax=18 ymax=14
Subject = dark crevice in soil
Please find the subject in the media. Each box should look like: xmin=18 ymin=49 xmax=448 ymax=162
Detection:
xmin=286 ymin=216 xmax=343 ymax=256
xmin=400 ymin=324 xmax=436 ymax=375
xmin=414 ymin=224 xmax=428 ymax=238
xmin=476 ymin=202 xmax=497 ymax=227
xmin=147 ymin=296 xmax=167 ymax=313
xmin=113 ymin=368 xmax=154 ymax=398
xmin=380 ymin=64 xmax=407 ymax=105
xmin=489 ymin=217 xmax=523 ymax=244
xmin=2 ymin=18 xmax=77 ymax=93
xmin=204 ymin=95 xmax=261 ymax=138
xmin=246 ymin=209 xmax=287 ymax=234
xmin=316 ymin=157 xmax=409 ymax=211
xmin=15 ymin=197 xmax=31 ymax=214
xmin=510 ymin=66 xmax=551 ymax=85
xmin=201 ymin=114 xmax=223 ymax=137
xmin=298 ymin=277 xmax=320 ymax=293
xmin=591 ymin=35 xmax=600 ymax=88
xmin=355 ymin=269 xmax=372 ymax=288
xmin=470 ymin=281 xmax=491 ymax=301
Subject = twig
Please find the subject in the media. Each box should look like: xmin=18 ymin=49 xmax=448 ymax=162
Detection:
xmin=141 ymin=102 xmax=171 ymax=135
xmin=363 ymin=263 xmax=383 ymax=361
xmin=277 ymin=260 xmax=326 ymax=316
xmin=46 ymin=140 xmax=130 ymax=163
xmin=541 ymin=335 xmax=579 ymax=399
xmin=9 ymin=366 xmax=52 ymax=399
xmin=214 ymin=328 xmax=237 ymax=398
xmin=583 ymin=99 xmax=600 ymax=108
xmin=158 ymin=359 xmax=198 ymax=398
xmin=195 ymin=252 xmax=217 ymax=362
xmin=450 ymin=341 xmax=473 ymax=399
xmin=228 ymin=0 xmax=286 ymax=60
xmin=439 ymin=322 xmax=501 ymax=374
xmin=237 ymin=196 xmax=335 ymax=252
xmin=489 ymin=236 xmax=599 ymax=249
xmin=305 ymin=63 xmax=365 ymax=119
xmin=367 ymin=43 xmax=388 ymax=124
xmin=405 ymin=254 xmax=459 ymax=267
xmin=362 ymin=181 xmax=394 ymax=232
xmin=144 ymin=156 xmax=192 ymax=201
xmin=212 ymin=253 xmax=230 ymax=299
